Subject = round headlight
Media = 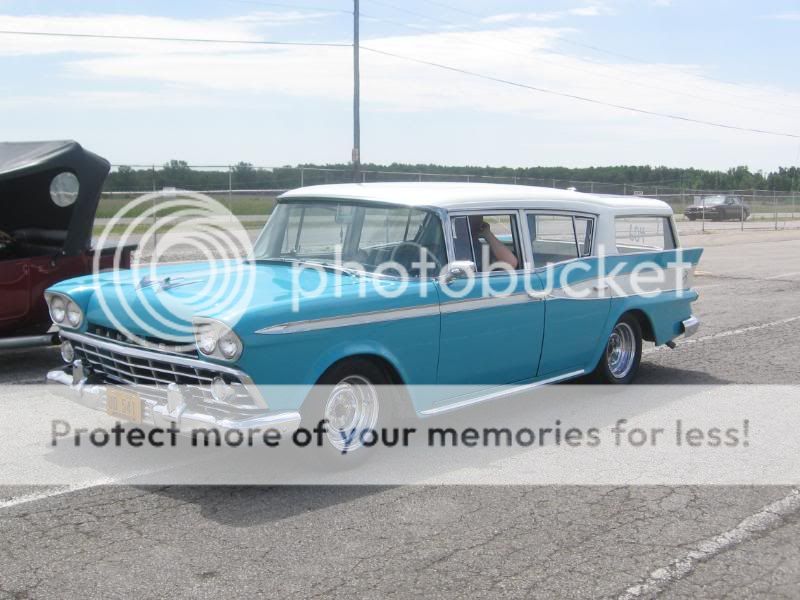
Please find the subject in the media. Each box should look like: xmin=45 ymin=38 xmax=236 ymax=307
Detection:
xmin=66 ymin=301 xmax=82 ymax=328
xmin=197 ymin=329 xmax=217 ymax=355
xmin=218 ymin=333 xmax=241 ymax=360
xmin=50 ymin=296 xmax=66 ymax=323
xmin=60 ymin=340 xmax=75 ymax=363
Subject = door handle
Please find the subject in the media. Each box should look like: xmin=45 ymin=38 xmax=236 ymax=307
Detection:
xmin=527 ymin=291 xmax=548 ymax=301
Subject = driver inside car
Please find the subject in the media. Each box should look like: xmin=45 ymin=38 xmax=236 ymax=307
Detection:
xmin=468 ymin=215 xmax=519 ymax=271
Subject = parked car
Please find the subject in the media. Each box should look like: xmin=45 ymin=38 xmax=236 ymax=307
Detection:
xmin=684 ymin=195 xmax=751 ymax=221
xmin=46 ymin=183 xmax=702 ymax=457
xmin=0 ymin=141 xmax=136 ymax=348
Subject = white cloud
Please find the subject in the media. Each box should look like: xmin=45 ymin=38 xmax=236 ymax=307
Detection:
xmin=482 ymin=2 xmax=612 ymax=23
xmin=1 ymin=10 xmax=797 ymax=169
xmin=231 ymin=10 xmax=341 ymax=25
xmin=568 ymin=6 xmax=605 ymax=16
xmin=650 ymin=0 xmax=673 ymax=7
xmin=482 ymin=12 xmax=562 ymax=24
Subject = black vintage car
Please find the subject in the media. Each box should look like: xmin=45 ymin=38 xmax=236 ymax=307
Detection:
xmin=684 ymin=195 xmax=751 ymax=221
xmin=0 ymin=141 xmax=135 ymax=349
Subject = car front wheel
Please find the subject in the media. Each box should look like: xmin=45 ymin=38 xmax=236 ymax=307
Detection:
xmin=301 ymin=358 xmax=396 ymax=465
xmin=593 ymin=315 xmax=642 ymax=384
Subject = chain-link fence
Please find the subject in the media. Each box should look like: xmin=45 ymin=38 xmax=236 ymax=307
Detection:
xmin=99 ymin=165 xmax=800 ymax=232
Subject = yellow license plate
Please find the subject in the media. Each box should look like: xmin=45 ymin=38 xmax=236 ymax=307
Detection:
xmin=106 ymin=387 xmax=143 ymax=424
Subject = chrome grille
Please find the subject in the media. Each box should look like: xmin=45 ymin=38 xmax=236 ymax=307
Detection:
xmin=88 ymin=324 xmax=197 ymax=357
xmin=69 ymin=332 xmax=260 ymax=412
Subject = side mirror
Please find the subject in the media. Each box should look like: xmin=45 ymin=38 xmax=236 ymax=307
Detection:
xmin=440 ymin=260 xmax=477 ymax=284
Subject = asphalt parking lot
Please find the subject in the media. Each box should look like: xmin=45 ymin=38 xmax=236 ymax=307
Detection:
xmin=1 ymin=227 xmax=799 ymax=599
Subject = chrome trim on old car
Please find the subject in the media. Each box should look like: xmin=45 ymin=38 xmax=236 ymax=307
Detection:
xmin=681 ymin=315 xmax=700 ymax=338
xmin=45 ymin=367 xmax=301 ymax=434
xmin=43 ymin=330 xmax=304 ymax=433
xmin=256 ymin=304 xmax=440 ymax=335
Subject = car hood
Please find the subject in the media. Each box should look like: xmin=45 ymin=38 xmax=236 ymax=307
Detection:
xmin=49 ymin=260 xmax=360 ymax=342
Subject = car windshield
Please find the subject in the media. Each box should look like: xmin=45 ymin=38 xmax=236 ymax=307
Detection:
xmin=253 ymin=200 xmax=448 ymax=277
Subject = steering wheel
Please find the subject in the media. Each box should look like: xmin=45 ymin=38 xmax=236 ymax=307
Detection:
xmin=389 ymin=242 xmax=444 ymax=276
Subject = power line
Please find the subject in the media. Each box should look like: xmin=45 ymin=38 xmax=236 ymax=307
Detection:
xmin=0 ymin=29 xmax=350 ymax=47
xmin=360 ymin=46 xmax=800 ymax=139
xmin=410 ymin=0 xmax=800 ymax=112
xmin=360 ymin=10 xmax=798 ymax=120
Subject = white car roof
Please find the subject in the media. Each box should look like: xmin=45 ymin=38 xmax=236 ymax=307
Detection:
xmin=279 ymin=182 xmax=672 ymax=215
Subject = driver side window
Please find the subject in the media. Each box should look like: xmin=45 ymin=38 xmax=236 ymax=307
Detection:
xmin=450 ymin=214 xmax=521 ymax=272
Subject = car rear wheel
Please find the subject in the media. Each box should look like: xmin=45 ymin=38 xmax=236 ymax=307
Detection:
xmin=593 ymin=315 xmax=642 ymax=384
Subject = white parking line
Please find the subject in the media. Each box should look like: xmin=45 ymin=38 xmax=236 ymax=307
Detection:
xmin=644 ymin=315 xmax=800 ymax=355
xmin=618 ymin=488 xmax=800 ymax=599
xmin=765 ymin=271 xmax=800 ymax=280
xmin=0 ymin=478 xmax=115 ymax=510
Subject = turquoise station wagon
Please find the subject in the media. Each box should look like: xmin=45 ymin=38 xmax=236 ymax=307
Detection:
xmin=46 ymin=183 xmax=702 ymax=456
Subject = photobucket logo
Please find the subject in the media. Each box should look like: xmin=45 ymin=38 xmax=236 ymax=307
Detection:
xmin=92 ymin=191 xmax=256 ymax=351
xmin=287 ymin=244 xmax=695 ymax=310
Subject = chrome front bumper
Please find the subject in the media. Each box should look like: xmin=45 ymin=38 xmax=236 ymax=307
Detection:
xmin=682 ymin=315 xmax=700 ymax=338
xmin=46 ymin=367 xmax=301 ymax=434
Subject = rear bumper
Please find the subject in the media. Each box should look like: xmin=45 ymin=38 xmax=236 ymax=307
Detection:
xmin=46 ymin=366 xmax=301 ymax=434
xmin=681 ymin=315 xmax=700 ymax=338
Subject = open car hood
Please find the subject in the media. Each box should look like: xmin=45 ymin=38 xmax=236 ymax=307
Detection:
xmin=0 ymin=140 xmax=110 ymax=255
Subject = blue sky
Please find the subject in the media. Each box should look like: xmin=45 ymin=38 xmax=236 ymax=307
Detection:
xmin=1 ymin=0 xmax=799 ymax=170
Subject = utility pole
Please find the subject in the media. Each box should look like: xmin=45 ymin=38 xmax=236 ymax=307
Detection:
xmin=352 ymin=0 xmax=361 ymax=183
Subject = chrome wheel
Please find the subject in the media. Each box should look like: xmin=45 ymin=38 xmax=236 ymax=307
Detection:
xmin=606 ymin=322 xmax=636 ymax=379
xmin=323 ymin=375 xmax=380 ymax=452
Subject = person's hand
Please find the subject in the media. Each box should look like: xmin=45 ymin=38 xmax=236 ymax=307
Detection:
xmin=477 ymin=221 xmax=490 ymax=237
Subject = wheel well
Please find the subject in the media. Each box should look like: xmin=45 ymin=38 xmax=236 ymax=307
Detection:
xmin=624 ymin=309 xmax=655 ymax=343
xmin=318 ymin=353 xmax=406 ymax=386
xmin=314 ymin=353 xmax=414 ymax=418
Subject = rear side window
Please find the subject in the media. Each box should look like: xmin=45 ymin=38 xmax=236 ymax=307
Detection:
xmin=615 ymin=216 xmax=676 ymax=253
xmin=528 ymin=215 xmax=578 ymax=265
xmin=526 ymin=213 xmax=595 ymax=266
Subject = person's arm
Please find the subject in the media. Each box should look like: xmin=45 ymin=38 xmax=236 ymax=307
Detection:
xmin=478 ymin=224 xmax=518 ymax=269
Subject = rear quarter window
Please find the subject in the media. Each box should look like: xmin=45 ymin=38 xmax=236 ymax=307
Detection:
xmin=615 ymin=216 xmax=676 ymax=253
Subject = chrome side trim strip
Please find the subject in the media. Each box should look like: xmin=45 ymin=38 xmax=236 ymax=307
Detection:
xmin=420 ymin=370 xmax=585 ymax=416
xmin=440 ymin=292 xmax=534 ymax=314
xmin=258 ymin=293 xmax=543 ymax=335
xmin=256 ymin=304 xmax=440 ymax=335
